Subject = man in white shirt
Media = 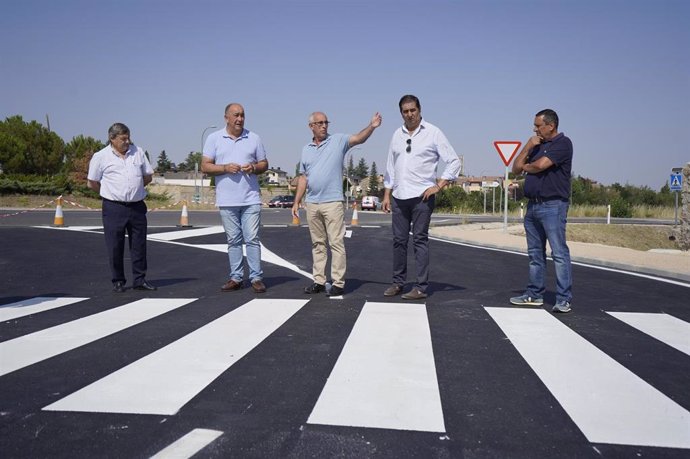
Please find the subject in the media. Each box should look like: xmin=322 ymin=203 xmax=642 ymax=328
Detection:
xmin=87 ymin=123 xmax=156 ymax=293
xmin=382 ymin=95 xmax=461 ymax=299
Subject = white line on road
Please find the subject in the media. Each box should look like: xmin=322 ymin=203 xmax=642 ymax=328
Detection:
xmin=308 ymin=301 xmax=445 ymax=432
xmin=150 ymin=428 xmax=223 ymax=459
xmin=607 ymin=311 xmax=690 ymax=356
xmin=0 ymin=297 xmax=88 ymax=322
xmin=147 ymin=226 xmax=226 ymax=241
xmin=485 ymin=307 xmax=690 ymax=449
xmin=44 ymin=298 xmax=309 ymax=415
xmin=0 ymin=299 xmax=196 ymax=377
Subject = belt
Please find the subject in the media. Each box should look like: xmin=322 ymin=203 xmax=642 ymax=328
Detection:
xmin=528 ymin=196 xmax=568 ymax=204
xmin=103 ymin=198 xmax=143 ymax=206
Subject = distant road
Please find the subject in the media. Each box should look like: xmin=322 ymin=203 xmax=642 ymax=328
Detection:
xmin=0 ymin=207 xmax=674 ymax=228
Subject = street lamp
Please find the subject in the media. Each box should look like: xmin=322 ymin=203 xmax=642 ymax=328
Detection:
xmin=199 ymin=125 xmax=217 ymax=204
xmin=345 ymin=146 xmax=361 ymax=208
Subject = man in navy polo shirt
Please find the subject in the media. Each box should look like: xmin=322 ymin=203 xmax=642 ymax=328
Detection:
xmin=510 ymin=109 xmax=574 ymax=313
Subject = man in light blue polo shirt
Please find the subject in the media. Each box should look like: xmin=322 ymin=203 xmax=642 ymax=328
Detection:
xmin=292 ymin=110 xmax=382 ymax=296
xmin=202 ymin=103 xmax=269 ymax=293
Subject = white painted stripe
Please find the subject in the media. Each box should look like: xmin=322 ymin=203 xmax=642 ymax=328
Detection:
xmin=263 ymin=224 xmax=288 ymax=228
xmin=44 ymin=298 xmax=308 ymax=415
xmin=431 ymin=236 xmax=690 ymax=288
xmin=148 ymin=226 xmax=225 ymax=241
xmin=0 ymin=297 xmax=88 ymax=322
xmin=308 ymin=302 xmax=445 ymax=432
xmin=151 ymin=240 xmax=313 ymax=281
xmin=344 ymin=230 xmax=352 ymax=238
xmin=485 ymin=307 xmax=690 ymax=448
xmin=607 ymin=312 xmax=690 ymax=356
xmin=0 ymin=299 xmax=195 ymax=377
xmin=150 ymin=428 xmax=223 ymax=459
xmin=360 ymin=225 xmax=381 ymax=228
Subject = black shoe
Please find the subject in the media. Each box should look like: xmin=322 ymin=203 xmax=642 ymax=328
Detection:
xmin=133 ymin=281 xmax=157 ymax=291
xmin=113 ymin=281 xmax=125 ymax=293
xmin=327 ymin=285 xmax=344 ymax=297
xmin=304 ymin=283 xmax=325 ymax=294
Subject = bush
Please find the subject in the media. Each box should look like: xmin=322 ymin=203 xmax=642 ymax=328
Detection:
xmin=610 ymin=198 xmax=632 ymax=218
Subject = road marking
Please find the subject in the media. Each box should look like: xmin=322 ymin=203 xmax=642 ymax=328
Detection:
xmin=44 ymin=299 xmax=309 ymax=415
xmin=431 ymin=236 xmax=690 ymax=288
xmin=0 ymin=299 xmax=195 ymax=377
xmin=0 ymin=297 xmax=88 ymax=322
xmin=485 ymin=307 xmax=690 ymax=449
xmin=308 ymin=302 xmax=445 ymax=432
xmin=150 ymin=428 xmax=223 ymax=459
xmin=607 ymin=311 xmax=690 ymax=356
xmin=148 ymin=226 xmax=225 ymax=241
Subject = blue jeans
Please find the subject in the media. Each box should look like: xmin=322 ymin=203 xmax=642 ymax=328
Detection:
xmin=524 ymin=199 xmax=572 ymax=303
xmin=219 ymin=204 xmax=262 ymax=283
xmin=391 ymin=195 xmax=435 ymax=293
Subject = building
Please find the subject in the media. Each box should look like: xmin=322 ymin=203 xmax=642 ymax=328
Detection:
xmin=265 ymin=167 xmax=289 ymax=186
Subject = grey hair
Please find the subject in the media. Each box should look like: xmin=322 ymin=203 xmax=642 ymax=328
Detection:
xmin=108 ymin=122 xmax=130 ymax=140
xmin=308 ymin=112 xmax=327 ymax=124
xmin=536 ymin=109 xmax=559 ymax=129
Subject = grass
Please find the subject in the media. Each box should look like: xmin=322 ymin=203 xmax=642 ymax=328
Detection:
xmin=509 ymin=223 xmax=680 ymax=251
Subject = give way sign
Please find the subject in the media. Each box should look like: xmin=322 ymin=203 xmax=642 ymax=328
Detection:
xmin=493 ymin=141 xmax=522 ymax=166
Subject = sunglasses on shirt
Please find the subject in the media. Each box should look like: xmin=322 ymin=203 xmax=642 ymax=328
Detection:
xmin=406 ymin=138 xmax=411 ymax=153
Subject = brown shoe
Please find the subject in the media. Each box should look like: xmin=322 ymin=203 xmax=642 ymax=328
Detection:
xmin=401 ymin=288 xmax=427 ymax=300
xmin=251 ymin=279 xmax=267 ymax=293
xmin=384 ymin=284 xmax=402 ymax=297
xmin=221 ymin=279 xmax=242 ymax=292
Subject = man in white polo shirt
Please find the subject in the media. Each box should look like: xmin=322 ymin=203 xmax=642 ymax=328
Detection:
xmin=87 ymin=122 xmax=156 ymax=293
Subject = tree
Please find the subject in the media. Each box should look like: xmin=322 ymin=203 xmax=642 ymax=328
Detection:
xmin=64 ymin=135 xmax=105 ymax=184
xmin=347 ymin=155 xmax=355 ymax=178
xmin=177 ymin=151 xmax=203 ymax=172
xmin=0 ymin=115 xmax=65 ymax=175
xmin=156 ymin=150 xmax=172 ymax=173
xmin=367 ymin=161 xmax=380 ymax=196
xmin=354 ymin=157 xmax=369 ymax=180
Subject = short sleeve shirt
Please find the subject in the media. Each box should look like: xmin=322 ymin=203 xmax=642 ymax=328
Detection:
xmin=87 ymin=144 xmax=154 ymax=202
xmin=300 ymin=133 xmax=350 ymax=203
xmin=523 ymin=133 xmax=573 ymax=200
xmin=203 ymin=128 xmax=267 ymax=207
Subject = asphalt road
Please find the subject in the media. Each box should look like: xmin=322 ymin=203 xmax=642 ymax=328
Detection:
xmin=1 ymin=215 xmax=688 ymax=458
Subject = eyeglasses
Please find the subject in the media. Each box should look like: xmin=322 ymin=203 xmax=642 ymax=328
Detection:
xmin=311 ymin=121 xmax=330 ymax=127
xmin=406 ymin=138 xmax=412 ymax=153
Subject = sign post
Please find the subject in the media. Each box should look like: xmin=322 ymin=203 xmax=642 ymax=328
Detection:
xmin=493 ymin=141 xmax=522 ymax=232
xmin=670 ymin=172 xmax=682 ymax=225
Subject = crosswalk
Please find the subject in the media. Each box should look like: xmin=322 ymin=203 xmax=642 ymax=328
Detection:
xmin=1 ymin=295 xmax=689 ymax=452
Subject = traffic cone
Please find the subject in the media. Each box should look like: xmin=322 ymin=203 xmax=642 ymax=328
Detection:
xmin=350 ymin=201 xmax=359 ymax=226
xmin=290 ymin=208 xmax=300 ymax=227
xmin=177 ymin=201 xmax=192 ymax=228
xmin=53 ymin=196 xmax=65 ymax=227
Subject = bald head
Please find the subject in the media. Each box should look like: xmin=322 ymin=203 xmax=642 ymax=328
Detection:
xmin=224 ymin=103 xmax=245 ymax=137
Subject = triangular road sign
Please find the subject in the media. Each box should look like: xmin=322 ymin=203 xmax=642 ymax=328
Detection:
xmin=670 ymin=175 xmax=682 ymax=188
xmin=493 ymin=141 xmax=522 ymax=166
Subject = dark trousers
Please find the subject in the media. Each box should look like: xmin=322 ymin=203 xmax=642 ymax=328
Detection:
xmin=102 ymin=199 xmax=148 ymax=285
xmin=391 ymin=195 xmax=435 ymax=292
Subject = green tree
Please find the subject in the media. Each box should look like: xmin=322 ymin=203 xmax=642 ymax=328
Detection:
xmin=177 ymin=151 xmax=203 ymax=172
xmin=0 ymin=115 xmax=64 ymax=174
xmin=64 ymin=135 xmax=105 ymax=184
xmin=367 ymin=161 xmax=380 ymax=196
xmin=156 ymin=150 xmax=172 ymax=173
xmin=354 ymin=157 xmax=369 ymax=180
xmin=347 ymin=155 xmax=355 ymax=178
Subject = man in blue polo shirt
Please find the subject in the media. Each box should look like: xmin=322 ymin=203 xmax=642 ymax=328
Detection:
xmin=291 ymin=110 xmax=382 ymax=296
xmin=510 ymin=109 xmax=574 ymax=313
xmin=202 ymin=103 xmax=269 ymax=293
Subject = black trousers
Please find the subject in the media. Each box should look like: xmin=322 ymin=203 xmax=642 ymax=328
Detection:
xmin=391 ymin=195 xmax=435 ymax=292
xmin=102 ymin=199 xmax=148 ymax=285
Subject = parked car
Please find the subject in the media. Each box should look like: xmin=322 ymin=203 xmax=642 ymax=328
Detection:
xmin=267 ymin=195 xmax=295 ymax=208
xmin=360 ymin=196 xmax=380 ymax=211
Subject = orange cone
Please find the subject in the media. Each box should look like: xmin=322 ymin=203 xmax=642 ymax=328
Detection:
xmin=177 ymin=201 xmax=192 ymax=227
xmin=350 ymin=201 xmax=359 ymax=226
xmin=53 ymin=196 xmax=65 ymax=226
xmin=290 ymin=208 xmax=300 ymax=226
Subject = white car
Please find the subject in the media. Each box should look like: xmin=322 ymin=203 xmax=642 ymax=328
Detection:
xmin=360 ymin=196 xmax=380 ymax=211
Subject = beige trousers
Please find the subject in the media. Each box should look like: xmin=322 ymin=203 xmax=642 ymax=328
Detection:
xmin=306 ymin=202 xmax=346 ymax=287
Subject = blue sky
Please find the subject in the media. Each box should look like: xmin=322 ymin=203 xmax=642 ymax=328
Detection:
xmin=2 ymin=0 xmax=688 ymax=189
